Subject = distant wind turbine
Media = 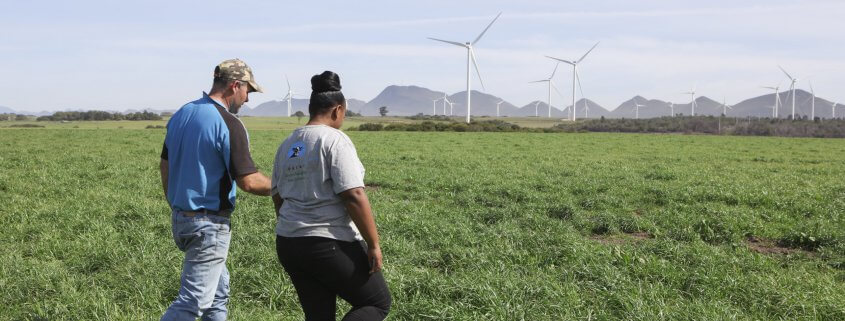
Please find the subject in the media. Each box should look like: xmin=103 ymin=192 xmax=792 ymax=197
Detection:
xmin=428 ymin=12 xmax=501 ymax=124
xmin=778 ymin=65 xmax=799 ymax=119
xmin=682 ymin=86 xmax=697 ymax=116
xmin=529 ymin=62 xmax=560 ymax=118
xmin=833 ymin=101 xmax=839 ymax=119
xmin=533 ymin=101 xmax=541 ymax=117
xmin=719 ymin=97 xmax=732 ymax=116
xmin=668 ymin=102 xmax=674 ymax=117
xmin=810 ymin=81 xmax=816 ymax=120
xmin=546 ymin=42 xmax=600 ymax=121
xmin=633 ymin=98 xmax=645 ymax=119
xmin=282 ymin=75 xmax=295 ymax=117
xmin=432 ymin=98 xmax=441 ymax=115
xmin=496 ymin=100 xmax=504 ymax=117
xmin=761 ymin=84 xmax=781 ymax=118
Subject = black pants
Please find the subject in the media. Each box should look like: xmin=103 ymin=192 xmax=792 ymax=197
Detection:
xmin=276 ymin=236 xmax=392 ymax=321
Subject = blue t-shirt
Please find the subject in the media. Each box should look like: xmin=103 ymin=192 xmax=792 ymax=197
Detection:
xmin=160 ymin=93 xmax=257 ymax=212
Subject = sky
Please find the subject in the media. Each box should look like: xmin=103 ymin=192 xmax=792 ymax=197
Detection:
xmin=2 ymin=0 xmax=844 ymax=112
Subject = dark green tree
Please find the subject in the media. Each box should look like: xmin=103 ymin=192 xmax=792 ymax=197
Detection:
xmin=294 ymin=111 xmax=305 ymax=123
xmin=379 ymin=106 xmax=388 ymax=117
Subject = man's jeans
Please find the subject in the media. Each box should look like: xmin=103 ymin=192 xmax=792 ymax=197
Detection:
xmin=161 ymin=210 xmax=231 ymax=321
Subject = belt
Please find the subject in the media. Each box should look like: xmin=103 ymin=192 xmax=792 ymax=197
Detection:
xmin=180 ymin=209 xmax=232 ymax=218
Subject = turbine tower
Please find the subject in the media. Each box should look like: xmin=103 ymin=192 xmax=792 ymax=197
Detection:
xmin=833 ymin=102 xmax=839 ymax=119
xmin=432 ymin=98 xmax=441 ymax=115
xmin=761 ymin=84 xmax=781 ymax=118
xmin=633 ymin=98 xmax=645 ymax=119
xmin=282 ymin=75 xmax=295 ymax=117
xmin=682 ymin=86 xmax=697 ymax=116
xmin=720 ymin=97 xmax=732 ymax=116
xmin=668 ymin=102 xmax=674 ymax=117
xmin=428 ymin=12 xmax=501 ymax=124
xmin=546 ymin=42 xmax=600 ymax=121
xmin=496 ymin=100 xmax=504 ymax=117
xmin=810 ymin=81 xmax=816 ymax=120
xmin=533 ymin=101 xmax=541 ymax=117
xmin=778 ymin=65 xmax=798 ymax=119
xmin=529 ymin=62 xmax=559 ymax=118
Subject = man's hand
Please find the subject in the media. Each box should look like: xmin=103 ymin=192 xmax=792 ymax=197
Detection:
xmin=159 ymin=159 xmax=169 ymax=199
xmin=236 ymin=172 xmax=272 ymax=196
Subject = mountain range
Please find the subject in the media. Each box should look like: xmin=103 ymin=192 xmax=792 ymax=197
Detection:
xmin=4 ymin=87 xmax=840 ymax=119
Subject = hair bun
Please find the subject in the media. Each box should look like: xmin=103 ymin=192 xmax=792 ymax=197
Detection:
xmin=311 ymin=71 xmax=342 ymax=93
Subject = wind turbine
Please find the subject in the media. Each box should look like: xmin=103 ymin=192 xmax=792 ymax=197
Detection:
xmin=432 ymin=98 xmax=441 ymax=115
xmin=832 ymin=101 xmax=839 ymax=119
xmin=533 ymin=101 xmax=541 ymax=117
xmin=546 ymin=42 xmax=600 ymax=121
xmin=682 ymin=86 xmax=697 ymax=116
xmin=496 ymin=100 xmax=504 ymax=117
xmin=719 ymin=97 xmax=732 ymax=116
xmin=778 ymin=65 xmax=799 ymax=119
xmin=448 ymin=100 xmax=455 ymax=116
xmin=810 ymin=81 xmax=816 ymax=120
xmin=428 ymin=12 xmax=501 ymax=124
xmin=633 ymin=98 xmax=645 ymax=119
xmin=282 ymin=75 xmax=295 ymax=117
xmin=529 ymin=62 xmax=560 ymax=118
xmin=761 ymin=84 xmax=781 ymax=118
xmin=668 ymin=102 xmax=675 ymax=117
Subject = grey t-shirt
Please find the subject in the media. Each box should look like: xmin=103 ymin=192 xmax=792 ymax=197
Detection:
xmin=272 ymin=125 xmax=365 ymax=241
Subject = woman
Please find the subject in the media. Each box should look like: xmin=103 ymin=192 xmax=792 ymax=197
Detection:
xmin=271 ymin=71 xmax=391 ymax=321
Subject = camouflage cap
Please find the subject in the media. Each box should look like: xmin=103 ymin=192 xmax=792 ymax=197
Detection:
xmin=214 ymin=58 xmax=264 ymax=93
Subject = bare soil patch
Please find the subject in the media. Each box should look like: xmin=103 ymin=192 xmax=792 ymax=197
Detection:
xmin=591 ymin=231 xmax=653 ymax=245
xmin=745 ymin=236 xmax=814 ymax=256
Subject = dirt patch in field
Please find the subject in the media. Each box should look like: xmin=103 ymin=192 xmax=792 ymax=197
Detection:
xmin=591 ymin=232 xmax=653 ymax=245
xmin=364 ymin=183 xmax=382 ymax=192
xmin=745 ymin=236 xmax=813 ymax=256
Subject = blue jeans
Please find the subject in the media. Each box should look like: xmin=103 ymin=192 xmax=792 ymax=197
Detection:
xmin=161 ymin=210 xmax=232 ymax=321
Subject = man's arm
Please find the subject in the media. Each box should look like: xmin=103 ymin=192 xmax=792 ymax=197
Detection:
xmin=159 ymin=158 xmax=169 ymax=199
xmin=235 ymin=172 xmax=272 ymax=196
xmin=339 ymin=187 xmax=382 ymax=274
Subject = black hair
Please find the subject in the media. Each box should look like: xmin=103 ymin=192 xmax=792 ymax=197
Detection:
xmin=309 ymin=71 xmax=345 ymax=116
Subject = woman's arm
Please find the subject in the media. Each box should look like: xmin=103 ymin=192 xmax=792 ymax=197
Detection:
xmin=272 ymin=193 xmax=283 ymax=216
xmin=339 ymin=187 xmax=382 ymax=274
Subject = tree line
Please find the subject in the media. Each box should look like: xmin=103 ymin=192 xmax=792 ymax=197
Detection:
xmin=354 ymin=116 xmax=845 ymax=138
xmin=36 ymin=110 xmax=163 ymax=121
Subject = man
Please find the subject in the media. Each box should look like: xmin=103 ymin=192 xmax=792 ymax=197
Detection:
xmin=159 ymin=59 xmax=272 ymax=321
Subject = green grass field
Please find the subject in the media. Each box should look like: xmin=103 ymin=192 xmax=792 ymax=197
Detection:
xmin=1 ymin=120 xmax=843 ymax=320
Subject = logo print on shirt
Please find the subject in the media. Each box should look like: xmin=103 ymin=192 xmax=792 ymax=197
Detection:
xmin=288 ymin=141 xmax=306 ymax=158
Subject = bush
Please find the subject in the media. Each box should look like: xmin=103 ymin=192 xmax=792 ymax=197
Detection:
xmin=9 ymin=124 xmax=45 ymax=128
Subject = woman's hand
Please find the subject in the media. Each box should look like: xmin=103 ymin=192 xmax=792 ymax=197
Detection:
xmin=368 ymin=246 xmax=383 ymax=274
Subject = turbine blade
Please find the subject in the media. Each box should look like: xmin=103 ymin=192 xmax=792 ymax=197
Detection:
xmin=470 ymin=49 xmax=485 ymax=91
xmin=778 ymin=65 xmax=794 ymax=80
xmin=575 ymin=69 xmax=586 ymax=99
xmin=551 ymin=82 xmax=565 ymax=100
xmin=529 ymin=80 xmax=549 ymax=83
xmin=549 ymin=62 xmax=559 ymax=79
xmin=472 ymin=12 xmax=502 ymax=45
xmin=428 ymin=37 xmax=465 ymax=47
xmin=286 ymin=75 xmax=290 ymax=90
xmin=577 ymin=41 xmax=600 ymax=63
xmin=545 ymin=56 xmax=574 ymax=65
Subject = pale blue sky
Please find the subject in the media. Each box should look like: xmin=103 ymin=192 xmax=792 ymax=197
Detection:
xmin=2 ymin=0 xmax=843 ymax=112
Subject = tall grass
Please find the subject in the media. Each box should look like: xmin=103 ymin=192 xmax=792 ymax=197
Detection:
xmin=0 ymin=128 xmax=842 ymax=320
